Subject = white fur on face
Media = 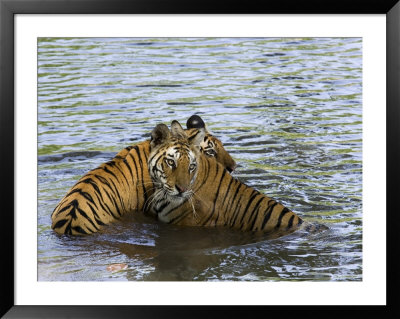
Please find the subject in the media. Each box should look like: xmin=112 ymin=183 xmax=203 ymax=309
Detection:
xmin=149 ymin=146 xmax=196 ymax=194
xmin=148 ymin=144 xmax=199 ymax=220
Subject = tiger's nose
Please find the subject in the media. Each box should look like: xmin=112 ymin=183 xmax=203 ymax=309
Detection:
xmin=176 ymin=184 xmax=187 ymax=194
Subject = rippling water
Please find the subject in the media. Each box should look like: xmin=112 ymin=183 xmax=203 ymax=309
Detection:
xmin=38 ymin=38 xmax=362 ymax=281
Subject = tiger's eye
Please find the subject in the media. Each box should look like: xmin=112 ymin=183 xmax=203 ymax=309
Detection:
xmin=205 ymin=149 xmax=216 ymax=157
xmin=166 ymin=159 xmax=175 ymax=167
xmin=189 ymin=163 xmax=196 ymax=171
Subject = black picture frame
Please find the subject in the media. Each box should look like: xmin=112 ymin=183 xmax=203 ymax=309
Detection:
xmin=1 ymin=0 xmax=398 ymax=318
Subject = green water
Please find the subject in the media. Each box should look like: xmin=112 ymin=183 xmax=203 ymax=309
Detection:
xmin=38 ymin=37 xmax=362 ymax=281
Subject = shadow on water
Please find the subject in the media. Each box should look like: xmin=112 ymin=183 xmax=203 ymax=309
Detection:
xmin=45 ymin=212 xmax=340 ymax=281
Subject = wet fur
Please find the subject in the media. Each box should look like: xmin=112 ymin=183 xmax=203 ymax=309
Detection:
xmin=51 ymin=124 xmax=235 ymax=235
xmin=148 ymin=121 xmax=305 ymax=235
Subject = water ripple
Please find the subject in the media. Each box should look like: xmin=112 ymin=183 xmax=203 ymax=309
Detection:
xmin=38 ymin=37 xmax=362 ymax=282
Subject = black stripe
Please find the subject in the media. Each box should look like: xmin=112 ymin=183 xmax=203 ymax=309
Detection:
xmin=229 ymin=183 xmax=247 ymax=226
xmin=80 ymin=179 xmax=101 ymax=209
xmin=95 ymin=175 xmax=121 ymax=216
xmin=218 ymin=175 xmax=234 ymax=209
xmin=122 ymin=158 xmax=133 ymax=179
xmin=214 ymin=170 xmax=230 ymax=225
xmin=142 ymin=147 xmax=149 ymax=163
xmin=187 ymin=130 xmax=200 ymax=141
xmin=94 ymin=174 xmax=116 ymax=197
xmin=108 ymin=177 xmax=126 ymax=214
xmin=93 ymin=191 xmax=118 ymax=219
xmin=53 ymin=198 xmax=69 ymax=215
xmin=87 ymin=202 xmax=106 ymax=226
xmin=111 ymin=160 xmax=130 ymax=188
xmin=93 ymin=216 xmax=106 ymax=226
xmin=80 ymin=190 xmax=96 ymax=205
xmin=77 ymin=206 xmax=99 ymax=231
xmin=275 ymin=207 xmax=290 ymax=229
xmin=94 ymin=174 xmax=122 ymax=216
xmin=149 ymin=150 xmax=166 ymax=165
xmin=157 ymin=201 xmax=170 ymax=213
xmin=238 ymin=190 xmax=260 ymax=225
xmin=108 ymin=191 xmax=122 ymax=217
xmin=202 ymin=164 xmax=226 ymax=225
xmin=65 ymin=221 xmax=72 ymax=235
xmin=132 ymin=145 xmax=140 ymax=154
xmin=287 ymin=215 xmax=295 ymax=230
xmin=229 ymin=199 xmax=244 ymax=227
xmin=66 ymin=188 xmax=82 ymax=198
xmin=193 ymin=156 xmax=210 ymax=192
xmin=52 ymin=219 xmax=68 ymax=230
xmin=127 ymin=152 xmax=140 ymax=211
xmin=95 ymin=174 xmax=109 ymax=186
xmin=103 ymin=165 xmax=118 ymax=180
xmin=122 ymin=155 xmax=141 ymax=211
xmin=72 ymin=226 xmax=88 ymax=235
xmin=249 ymin=203 xmax=263 ymax=231
xmin=224 ymin=180 xmax=242 ymax=221
xmin=68 ymin=207 xmax=77 ymax=220
xmin=261 ymin=201 xmax=277 ymax=230
xmin=244 ymin=196 xmax=265 ymax=231
xmin=135 ymin=146 xmax=149 ymax=207
xmin=86 ymin=188 xmax=101 ymax=210
xmin=65 ymin=200 xmax=80 ymax=219
xmin=106 ymin=160 xmax=115 ymax=166
xmin=56 ymin=202 xmax=74 ymax=215
xmin=152 ymin=154 xmax=165 ymax=174
xmin=70 ymin=180 xmax=100 ymax=199
xmin=200 ymin=162 xmax=220 ymax=223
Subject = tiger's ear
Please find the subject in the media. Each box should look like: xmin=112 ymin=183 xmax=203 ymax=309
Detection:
xmin=189 ymin=127 xmax=206 ymax=149
xmin=150 ymin=124 xmax=170 ymax=148
xmin=170 ymin=120 xmax=187 ymax=139
xmin=186 ymin=115 xmax=205 ymax=129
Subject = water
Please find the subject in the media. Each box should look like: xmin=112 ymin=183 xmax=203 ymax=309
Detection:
xmin=38 ymin=37 xmax=362 ymax=281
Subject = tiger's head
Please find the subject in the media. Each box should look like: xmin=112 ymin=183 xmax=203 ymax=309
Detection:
xmin=186 ymin=115 xmax=236 ymax=173
xmin=149 ymin=120 xmax=204 ymax=203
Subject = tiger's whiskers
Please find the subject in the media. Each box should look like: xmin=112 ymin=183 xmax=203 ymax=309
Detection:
xmin=188 ymin=195 xmax=199 ymax=222
xmin=188 ymin=189 xmax=212 ymax=212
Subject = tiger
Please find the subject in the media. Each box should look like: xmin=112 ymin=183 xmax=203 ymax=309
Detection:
xmin=185 ymin=115 xmax=236 ymax=173
xmin=148 ymin=120 xmax=307 ymax=236
xmin=51 ymin=115 xmax=236 ymax=235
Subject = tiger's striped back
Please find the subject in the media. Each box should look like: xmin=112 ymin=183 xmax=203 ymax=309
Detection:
xmin=51 ymin=141 xmax=153 ymax=235
xmin=148 ymin=121 xmax=304 ymax=236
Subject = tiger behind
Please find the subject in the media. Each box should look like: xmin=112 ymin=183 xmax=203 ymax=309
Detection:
xmin=51 ymin=115 xmax=236 ymax=235
xmin=148 ymin=120 xmax=306 ymax=236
